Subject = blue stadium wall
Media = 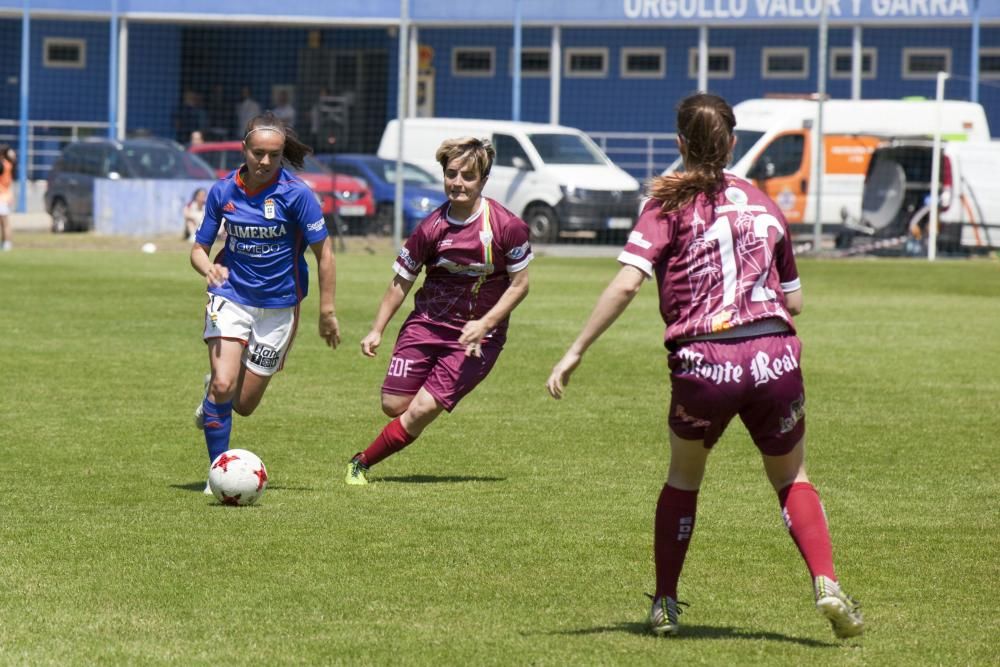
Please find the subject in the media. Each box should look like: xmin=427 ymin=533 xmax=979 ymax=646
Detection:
xmin=0 ymin=19 xmax=996 ymax=142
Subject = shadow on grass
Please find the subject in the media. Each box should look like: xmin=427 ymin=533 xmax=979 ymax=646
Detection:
xmin=377 ymin=475 xmax=506 ymax=484
xmin=171 ymin=482 xmax=315 ymax=493
xmin=551 ymin=622 xmax=836 ymax=647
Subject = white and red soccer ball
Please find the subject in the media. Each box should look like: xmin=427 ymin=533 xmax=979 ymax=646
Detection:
xmin=208 ymin=449 xmax=268 ymax=506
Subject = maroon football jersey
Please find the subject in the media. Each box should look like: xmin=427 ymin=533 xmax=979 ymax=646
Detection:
xmin=393 ymin=198 xmax=533 ymax=336
xmin=619 ymin=176 xmax=800 ymax=344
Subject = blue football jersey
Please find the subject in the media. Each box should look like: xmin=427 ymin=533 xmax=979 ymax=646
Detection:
xmin=196 ymin=167 xmax=328 ymax=308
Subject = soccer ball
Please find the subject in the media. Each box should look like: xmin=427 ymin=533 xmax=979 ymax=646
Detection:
xmin=208 ymin=449 xmax=268 ymax=506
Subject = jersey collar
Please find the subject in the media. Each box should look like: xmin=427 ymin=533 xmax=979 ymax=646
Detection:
xmin=445 ymin=198 xmax=486 ymax=226
xmin=236 ymin=166 xmax=280 ymax=197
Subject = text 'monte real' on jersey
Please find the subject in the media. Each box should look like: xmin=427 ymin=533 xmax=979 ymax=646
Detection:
xmin=619 ymin=175 xmax=801 ymax=345
xmin=392 ymin=197 xmax=533 ymax=339
xmin=195 ymin=166 xmax=328 ymax=309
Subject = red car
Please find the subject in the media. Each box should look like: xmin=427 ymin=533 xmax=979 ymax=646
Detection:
xmin=188 ymin=141 xmax=375 ymax=232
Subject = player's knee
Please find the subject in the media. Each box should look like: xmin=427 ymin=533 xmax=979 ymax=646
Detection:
xmin=233 ymin=402 xmax=257 ymax=417
xmin=209 ymin=376 xmax=237 ymax=400
xmin=381 ymin=395 xmax=409 ymax=417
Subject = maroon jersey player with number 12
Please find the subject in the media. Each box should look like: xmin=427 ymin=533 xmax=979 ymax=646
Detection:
xmin=547 ymin=93 xmax=863 ymax=640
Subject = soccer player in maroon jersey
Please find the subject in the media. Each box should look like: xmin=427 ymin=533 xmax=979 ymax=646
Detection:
xmin=346 ymin=137 xmax=532 ymax=485
xmin=546 ymin=93 xmax=863 ymax=640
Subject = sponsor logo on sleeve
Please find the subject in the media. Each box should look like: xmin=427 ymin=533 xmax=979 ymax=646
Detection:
xmin=398 ymin=247 xmax=418 ymax=271
xmin=307 ymin=220 xmax=325 ymax=233
xmin=507 ymin=241 xmax=530 ymax=260
xmin=628 ymin=231 xmax=652 ymax=249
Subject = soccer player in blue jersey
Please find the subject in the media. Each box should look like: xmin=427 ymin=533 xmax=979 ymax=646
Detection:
xmin=191 ymin=112 xmax=340 ymax=490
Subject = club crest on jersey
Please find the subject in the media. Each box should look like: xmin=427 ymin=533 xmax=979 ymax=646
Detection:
xmin=264 ymin=198 xmax=276 ymax=220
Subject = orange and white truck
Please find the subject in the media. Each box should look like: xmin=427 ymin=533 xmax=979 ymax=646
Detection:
xmin=666 ymin=97 xmax=992 ymax=227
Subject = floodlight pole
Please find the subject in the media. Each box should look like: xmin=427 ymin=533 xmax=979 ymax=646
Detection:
xmin=813 ymin=4 xmax=828 ymax=252
xmin=928 ymin=71 xmax=948 ymax=262
xmin=970 ymin=0 xmax=980 ymax=103
xmin=393 ymin=0 xmax=409 ymax=249
xmin=549 ymin=26 xmax=560 ymax=125
xmin=108 ymin=0 xmax=119 ymax=139
xmin=17 ymin=0 xmax=30 ymax=213
xmin=697 ymin=26 xmax=708 ymax=93
xmin=512 ymin=0 xmax=522 ymax=121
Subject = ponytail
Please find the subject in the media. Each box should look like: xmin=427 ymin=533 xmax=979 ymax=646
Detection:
xmin=648 ymin=93 xmax=736 ymax=213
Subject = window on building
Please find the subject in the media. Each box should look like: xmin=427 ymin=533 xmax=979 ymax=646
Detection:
xmin=980 ymin=48 xmax=1000 ymax=79
xmin=830 ymin=47 xmax=877 ymax=79
xmin=510 ymin=48 xmax=550 ymax=77
xmin=621 ymin=48 xmax=665 ymax=79
xmin=687 ymin=48 xmax=734 ymax=79
xmin=762 ymin=48 xmax=809 ymax=79
xmin=452 ymin=47 xmax=495 ymax=77
xmin=565 ymin=48 xmax=608 ymax=78
xmin=903 ymin=48 xmax=951 ymax=79
xmin=44 ymin=38 xmax=86 ymax=69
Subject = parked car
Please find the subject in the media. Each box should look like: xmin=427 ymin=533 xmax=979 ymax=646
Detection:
xmin=315 ymin=153 xmax=446 ymax=235
xmin=188 ymin=141 xmax=375 ymax=233
xmin=45 ymin=137 xmax=216 ymax=232
xmin=378 ymin=118 xmax=641 ymax=242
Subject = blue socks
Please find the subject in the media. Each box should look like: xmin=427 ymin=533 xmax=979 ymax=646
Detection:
xmin=202 ymin=398 xmax=233 ymax=463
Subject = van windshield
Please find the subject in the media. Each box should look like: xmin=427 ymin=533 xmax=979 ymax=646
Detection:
xmin=527 ymin=133 xmax=606 ymax=165
xmin=732 ymin=130 xmax=764 ymax=166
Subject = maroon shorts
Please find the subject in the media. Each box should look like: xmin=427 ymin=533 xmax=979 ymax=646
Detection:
xmin=667 ymin=333 xmax=805 ymax=456
xmin=381 ymin=317 xmax=504 ymax=412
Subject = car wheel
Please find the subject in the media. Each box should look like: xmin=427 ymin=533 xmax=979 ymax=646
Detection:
xmin=524 ymin=204 xmax=558 ymax=244
xmin=50 ymin=199 xmax=71 ymax=233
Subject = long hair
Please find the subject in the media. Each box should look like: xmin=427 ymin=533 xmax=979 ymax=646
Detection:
xmin=242 ymin=111 xmax=311 ymax=170
xmin=648 ymin=93 xmax=736 ymax=213
xmin=435 ymin=136 xmax=495 ymax=179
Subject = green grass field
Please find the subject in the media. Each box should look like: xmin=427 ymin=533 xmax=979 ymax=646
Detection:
xmin=1 ymin=234 xmax=997 ymax=665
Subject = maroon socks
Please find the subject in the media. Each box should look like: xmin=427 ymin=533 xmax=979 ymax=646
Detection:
xmin=778 ymin=481 xmax=837 ymax=580
xmin=357 ymin=417 xmax=416 ymax=467
xmin=653 ymin=484 xmax=699 ymax=599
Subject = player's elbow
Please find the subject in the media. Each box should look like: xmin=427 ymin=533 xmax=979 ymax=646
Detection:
xmin=785 ymin=289 xmax=803 ymax=316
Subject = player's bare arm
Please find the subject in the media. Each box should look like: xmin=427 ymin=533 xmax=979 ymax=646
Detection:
xmin=546 ymin=265 xmax=644 ymax=399
xmin=785 ymin=287 xmax=803 ymax=316
xmin=459 ymin=268 xmax=529 ymax=357
xmin=311 ymin=237 xmax=340 ymax=349
xmin=361 ymin=275 xmax=414 ymax=357
xmin=190 ymin=242 xmax=229 ymax=287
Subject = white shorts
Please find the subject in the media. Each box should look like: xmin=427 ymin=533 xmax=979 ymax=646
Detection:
xmin=202 ymin=294 xmax=298 ymax=377
xmin=0 ymin=201 xmax=10 ymax=216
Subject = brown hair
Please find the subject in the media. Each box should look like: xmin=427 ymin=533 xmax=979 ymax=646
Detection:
xmin=435 ymin=136 xmax=495 ymax=180
xmin=648 ymin=93 xmax=736 ymax=213
xmin=242 ymin=111 xmax=312 ymax=170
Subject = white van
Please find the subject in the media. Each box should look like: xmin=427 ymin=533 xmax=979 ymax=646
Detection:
xmin=665 ymin=98 xmax=992 ymax=227
xmin=858 ymin=138 xmax=1000 ymax=252
xmin=378 ymin=118 xmax=641 ymax=241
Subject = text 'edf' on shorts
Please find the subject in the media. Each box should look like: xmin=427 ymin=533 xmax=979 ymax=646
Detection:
xmin=382 ymin=317 xmax=504 ymax=412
